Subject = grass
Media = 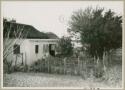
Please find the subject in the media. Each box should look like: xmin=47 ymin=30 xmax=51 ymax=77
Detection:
xmin=101 ymin=65 xmax=122 ymax=88
xmin=3 ymin=65 xmax=122 ymax=88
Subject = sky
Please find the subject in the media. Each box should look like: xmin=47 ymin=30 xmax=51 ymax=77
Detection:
xmin=1 ymin=1 xmax=123 ymax=37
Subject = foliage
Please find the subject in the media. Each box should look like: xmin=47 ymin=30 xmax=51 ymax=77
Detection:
xmin=3 ymin=60 xmax=13 ymax=74
xmin=56 ymin=36 xmax=73 ymax=57
xmin=29 ymin=56 xmax=62 ymax=73
xmin=68 ymin=7 xmax=122 ymax=78
xmin=102 ymin=65 xmax=122 ymax=87
xmin=68 ymin=7 xmax=122 ymax=59
xmin=30 ymin=59 xmax=45 ymax=72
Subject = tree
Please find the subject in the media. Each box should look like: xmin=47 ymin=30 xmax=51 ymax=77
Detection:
xmin=56 ymin=36 xmax=73 ymax=57
xmin=68 ymin=7 xmax=122 ymax=77
xmin=3 ymin=18 xmax=28 ymax=73
xmin=55 ymin=36 xmax=73 ymax=74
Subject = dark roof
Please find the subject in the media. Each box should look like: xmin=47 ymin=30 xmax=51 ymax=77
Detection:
xmin=46 ymin=32 xmax=59 ymax=39
xmin=3 ymin=21 xmax=58 ymax=39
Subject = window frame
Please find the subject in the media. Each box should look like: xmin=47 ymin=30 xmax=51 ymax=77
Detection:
xmin=35 ymin=45 xmax=39 ymax=54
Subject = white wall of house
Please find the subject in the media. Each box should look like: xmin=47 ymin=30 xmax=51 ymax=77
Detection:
xmin=5 ymin=39 xmax=58 ymax=66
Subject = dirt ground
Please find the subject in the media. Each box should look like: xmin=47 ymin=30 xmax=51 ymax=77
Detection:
xmin=3 ymin=72 xmax=121 ymax=88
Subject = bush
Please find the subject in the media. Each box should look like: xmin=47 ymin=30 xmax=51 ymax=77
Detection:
xmin=3 ymin=63 xmax=11 ymax=74
xmin=3 ymin=59 xmax=13 ymax=74
xmin=93 ymin=67 xmax=104 ymax=78
xmin=30 ymin=59 xmax=44 ymax=72
xmin=10 ymin=64 xmax=28 ymax=72
xmin=29 ymin=56 xmax=56 ymax=73
xmin=92 ymin=60 xmax=104 ymax=78
xmin=102 ymin=65 xmax=122 ymax=87
xmin=3 ymin=58 xmax=29 ymax=73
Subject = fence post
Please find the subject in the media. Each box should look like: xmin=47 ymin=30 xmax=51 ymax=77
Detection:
xmin=59 ymin=60 xmax=61 ymax=74
xmin=15 ymin=55 xmax=17 ymax=67
xmin=48 ymin=58 xmax=49 ymax=73
xmin=78 ymin=56 xmax=80 ymax=75
xmin=63 ymin=57 xmax=66 ymax=74
xmin=53 ymin=59 xmax=55 ymax=73
xmin=22 ymin=53 xmax=23 ymax=65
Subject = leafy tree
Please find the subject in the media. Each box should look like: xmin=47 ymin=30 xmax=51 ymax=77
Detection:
xmin=68 ymin=7 xmax=122 ymax=77
xmin=56 ymin=36 xmax=73 ymax=57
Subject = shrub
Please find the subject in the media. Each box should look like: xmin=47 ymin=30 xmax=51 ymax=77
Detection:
xmin=30 ymin=59 xmax=44 ymax=72
xmin=93 ymin=67 xmax=104 ymax=78
xmin=3 ymin=58 xmax=28 ymax=73
xmin=3 ymin=59 xmax=13 ymax=74
xmin=3 ymin=63 xmax=10 ymax=74
xmin=10 ymin=64 xmax=28 ymax=72
xmin=102 ymin=65 xmax=122 ymax=87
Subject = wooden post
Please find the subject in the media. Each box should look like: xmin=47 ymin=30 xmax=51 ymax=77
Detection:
xmin=63 ymin=58 xmax=66 ymax=74
xmin=15 ymin=55 xmax=17 ymax=66
xmin=47 ymin=58 xmax=49 ymax=73
xmin=53 ymin=59 xmax=55 ymax=73
xmin=78 ymin=56 xmax=80 ymax=75
xmin=48 ymin=59 xmax=49 ymax=73
xmin=25 ymin=52 xmax=26 ymax=66
xmin=22 ymin=53 xmax=23 ymax=65
xmin=81 ymin=60 xmax=83 ymax=72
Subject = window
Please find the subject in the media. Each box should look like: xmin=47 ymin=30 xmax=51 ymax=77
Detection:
xmin=35 ymin=45 xmax=39 ymax=54
xmin=13 ymin=44 xmax=20 ymax=54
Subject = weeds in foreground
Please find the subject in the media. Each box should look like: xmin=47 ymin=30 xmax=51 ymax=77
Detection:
xmin=102 ymin=65 xmax=122 ymax=87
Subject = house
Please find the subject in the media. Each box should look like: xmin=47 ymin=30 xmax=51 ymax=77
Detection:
xmin=3 ymin=21 xmax=59 ymax=66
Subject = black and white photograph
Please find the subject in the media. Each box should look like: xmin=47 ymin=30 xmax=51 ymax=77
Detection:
xmin=0 ymin=0 xmax=124 ymax=89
